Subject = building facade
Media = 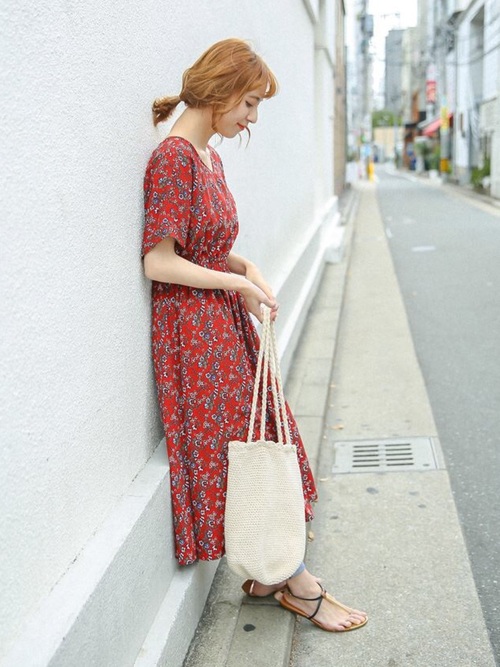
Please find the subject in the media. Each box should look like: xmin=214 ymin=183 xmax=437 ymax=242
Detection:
xmin=334 ymin=0 xmax=347 ymax=194
xmin=414 ymin=0 xmax=499 ymax=193
xmin=385 ymin=29 xmax=404 ymax=115
xmin=453 ymin=0 xmax=500 ymax=196
xmin=345 ymin=0 xmax=374 ymax=160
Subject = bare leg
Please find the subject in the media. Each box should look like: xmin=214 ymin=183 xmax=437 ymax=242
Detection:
xmin=243 ymin=580 xmax=288 ymax=596
xmin=244 ymin=572 xmax=321 ymax=598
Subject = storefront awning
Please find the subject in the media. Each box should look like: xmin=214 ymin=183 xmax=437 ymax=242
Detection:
xmin=421 ymin=117 xmax=441 ymax=136
xmin=418 ymin=113 xmax=453 ymax=137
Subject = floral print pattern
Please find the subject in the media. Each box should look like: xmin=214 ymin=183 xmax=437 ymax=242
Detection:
xmin=143 ymin=137 xmax=317 ymax=565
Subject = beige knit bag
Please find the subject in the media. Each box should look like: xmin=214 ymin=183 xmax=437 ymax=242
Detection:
xmin=224 ymin=306 xmax=306 ymax=585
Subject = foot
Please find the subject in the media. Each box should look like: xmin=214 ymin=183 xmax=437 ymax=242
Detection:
xmin=320 ymin=587 xmax=367 ymax=619
xmin=277 ymin=569 xmax=367 ymax=631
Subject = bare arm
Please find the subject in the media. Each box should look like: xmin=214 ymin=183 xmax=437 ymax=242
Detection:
xmin=227 ymin=252 xmax=252 ymax=276
xmin=143 ymin=238 xmax=276 ymax=321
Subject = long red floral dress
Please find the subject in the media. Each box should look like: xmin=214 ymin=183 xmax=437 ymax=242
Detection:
xmin=142 ymin=136 xmax=317 ymax=566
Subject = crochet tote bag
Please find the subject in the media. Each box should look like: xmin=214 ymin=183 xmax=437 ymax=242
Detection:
xmin=224 ymin=306 xmax=306 ymax=585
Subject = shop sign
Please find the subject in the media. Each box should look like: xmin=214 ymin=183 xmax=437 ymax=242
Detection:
xmin=441 ymin=105 xmax=449 ymax=132
xmin=426 ymin=80 xmax=437 ymax=103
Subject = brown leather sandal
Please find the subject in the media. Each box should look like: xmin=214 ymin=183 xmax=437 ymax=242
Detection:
xmin=278 ymin=587 xmax=368 ymax=632
xmin=317 ymin=584 xmax=367 ymax=619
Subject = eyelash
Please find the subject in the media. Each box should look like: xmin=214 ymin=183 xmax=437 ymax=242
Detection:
xmin=246 ymin=102 xmax=254 ymax=109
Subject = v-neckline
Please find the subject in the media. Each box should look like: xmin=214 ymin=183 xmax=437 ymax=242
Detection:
xmin=166 ymin=136 xmax=215 ymax=173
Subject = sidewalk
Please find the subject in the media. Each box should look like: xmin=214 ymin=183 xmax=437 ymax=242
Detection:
xmin=183 ymin=182 xmax=496 ymax=667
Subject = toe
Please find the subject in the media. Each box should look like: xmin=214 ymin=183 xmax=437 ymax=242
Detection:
xmin=350 ymin=612 xmax=367 ymax=622
xmin=349 ymin=617 xmax=363 ymax=626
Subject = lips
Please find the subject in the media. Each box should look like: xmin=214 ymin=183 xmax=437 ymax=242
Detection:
xmin=237 ymin=123 xmax=247 ymax=131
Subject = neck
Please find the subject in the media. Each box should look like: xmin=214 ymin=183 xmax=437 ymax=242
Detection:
xmin=169 ymin=106 xmax=215 ymax=150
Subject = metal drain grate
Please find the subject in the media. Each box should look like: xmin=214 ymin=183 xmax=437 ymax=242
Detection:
xmin=332 ymin=437 xmax=439 ymax=474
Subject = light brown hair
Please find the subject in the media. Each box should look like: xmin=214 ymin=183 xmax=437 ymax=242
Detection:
xmin=152 ymin=38 xmax=278 ymax=128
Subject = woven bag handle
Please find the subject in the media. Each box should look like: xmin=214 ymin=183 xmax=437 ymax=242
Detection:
xmin=247 ymin=307 xmax=292 ymax=444
xmin=269 ymin=313 xmax=292 ymax=443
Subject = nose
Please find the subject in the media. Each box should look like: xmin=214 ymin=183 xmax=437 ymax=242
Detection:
xmin=247 ymin=106 xmax=258 ymax=124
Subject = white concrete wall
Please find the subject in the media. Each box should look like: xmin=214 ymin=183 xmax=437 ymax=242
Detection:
xmin=483 ymin=0 xmax=499 ymax=100
xmin=0 ymin=0 xmax=337 ymax=663
xmin=484 ymin=0 xmax=500 ymax=199
xmin=492 ymin=94 xmax=500 ymax=199
xmin=454 ymin=17 xmax=470 ymax=177
xmin=492 ymin=29 xmax=500 ymax=199
xmin=453 ymin=0 xmax=500 ymax=185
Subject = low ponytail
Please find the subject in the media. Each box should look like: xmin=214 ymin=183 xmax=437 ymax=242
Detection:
xmin=152 ymin=95 xmax=181 ymax=126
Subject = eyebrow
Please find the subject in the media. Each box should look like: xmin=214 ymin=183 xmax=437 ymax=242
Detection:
xmin=248 ymin=94 xmax=263 ymax=102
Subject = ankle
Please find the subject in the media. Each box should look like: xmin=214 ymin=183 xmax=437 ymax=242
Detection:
xmin=287 ymin=571 xmax=322 ymax=598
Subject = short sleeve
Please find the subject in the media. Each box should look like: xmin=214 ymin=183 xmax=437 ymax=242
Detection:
xmin=142 ymin=141 xmax=193 ymax=256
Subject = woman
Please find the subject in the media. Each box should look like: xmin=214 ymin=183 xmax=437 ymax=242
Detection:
xmin=142 ymin=38 xmax=367 ymax=632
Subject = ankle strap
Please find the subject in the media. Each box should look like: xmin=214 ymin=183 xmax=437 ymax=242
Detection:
xmin=286 ymin=584 xmax=326 ymax=620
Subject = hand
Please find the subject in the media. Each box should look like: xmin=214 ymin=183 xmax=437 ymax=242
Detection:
xmin=244 ymin=264 xmax=279 ymax=321
xmin=238 ymin=278 xmax=277 ymax=323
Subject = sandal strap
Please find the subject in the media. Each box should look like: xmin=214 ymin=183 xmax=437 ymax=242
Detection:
xmin=286 ymin=590 xmax=322 ymax=603
xmin=318 ymin=583 xmax=328 ymax=596
xmin=285 ymin=587 xmax=325 ymax=621
xmin=286 ymin=582 xmax=325 ymax=603
xmin=306 ymin=594 xmax=324 ymax=621
xmin=286 ymin=583 xmax=326 ymax=621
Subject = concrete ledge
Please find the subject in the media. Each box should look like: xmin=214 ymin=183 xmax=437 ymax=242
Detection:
xmin=2 ymin=443 xmax=215 ymax=667
xmin=276 ymin=196 xmax=340 ymax=381
xmin=226 ymin=603 xmax=295 ymax=667
xmin=135 ymin=560 xmax=218 ymax=667
xmin=183 ymin=558 xmax=295 ymax=667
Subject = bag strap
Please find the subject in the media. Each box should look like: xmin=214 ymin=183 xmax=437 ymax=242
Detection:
xmin=248 ymin=306 xmax=292 ymax=444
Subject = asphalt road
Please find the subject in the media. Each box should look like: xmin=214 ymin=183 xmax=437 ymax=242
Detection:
xmin=376 ymin=166 xmax=500 ymax=663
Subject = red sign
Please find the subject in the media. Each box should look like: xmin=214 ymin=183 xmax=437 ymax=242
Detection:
xmin=426 ymin=81 xmax=436 ymax=104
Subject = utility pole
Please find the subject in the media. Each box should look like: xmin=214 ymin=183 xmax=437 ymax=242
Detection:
xmin=359 ymin=0 xmax=374 ymax=175
xmin=439 ymin=0 xmax=450 ymax=177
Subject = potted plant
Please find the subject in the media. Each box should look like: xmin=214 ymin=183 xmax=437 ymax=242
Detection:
xmin=414 ymin=139 xmax=431 ymax=173
xmin=471 ymin=157 xmax=491 ymax=193
xmin=428 ymin=145 xmax=440 ymax=179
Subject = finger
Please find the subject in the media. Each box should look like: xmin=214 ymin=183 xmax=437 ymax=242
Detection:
xmin=259 ymin=298 xmax=272 ymax=312
xmin=253 ymin=307 xmax=264 ymax=323
xmin=255 ymin=281 xmax=274 ymax=303
xmin=263 ymin=287 xmax=275 ymax=302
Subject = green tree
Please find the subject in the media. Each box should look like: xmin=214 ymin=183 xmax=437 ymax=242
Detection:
xmin=372 ymin=109 xmax=400 ymax=128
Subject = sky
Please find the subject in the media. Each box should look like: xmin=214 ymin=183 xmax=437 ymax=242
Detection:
xmin=368 ymin=0 xmax=419 ymax=108
xmin=368 ymin=0 xmax=418 ymax=32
